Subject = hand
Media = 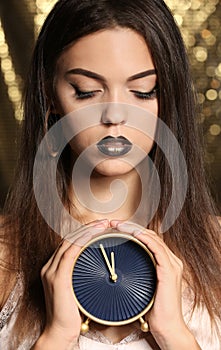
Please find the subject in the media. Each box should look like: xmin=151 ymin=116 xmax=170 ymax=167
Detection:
xmin=99 ymin=244 xmax=118 ymax=282
xmin=110 ymin=220 xmax=201 ymax=350
xmin=34 ymin=219 xmax=109 ymax=349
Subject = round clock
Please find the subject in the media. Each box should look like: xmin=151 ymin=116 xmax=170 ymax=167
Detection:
xmin=72 ymin=232 xmax=157 ymax=333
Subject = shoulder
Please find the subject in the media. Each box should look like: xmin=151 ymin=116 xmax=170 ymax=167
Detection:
xmin=186 ymin=303 xmax=221 ymax=350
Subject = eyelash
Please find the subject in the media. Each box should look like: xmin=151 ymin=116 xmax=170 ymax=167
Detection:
xmin=130 ymin=86 xmax=158 ymax=100
xmin=70 ymin=84 xmax=97 ymax=99
xmin=71 ymin=84 xmax=158 ymax=101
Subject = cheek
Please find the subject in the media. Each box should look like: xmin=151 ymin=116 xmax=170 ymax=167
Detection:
xmin=68 ymin=134 xmax=88 ymax=154
xmin=147 ymin=99 xmax=158 ymax=118
xmin=140 ymin=135 xmax=155 ymax=154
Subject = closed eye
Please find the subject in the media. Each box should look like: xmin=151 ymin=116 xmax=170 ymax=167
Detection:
xmin=130 ymin=85 xmax=158 ymax=100
xmin=70 ymin=84 xmax=100 ymax=100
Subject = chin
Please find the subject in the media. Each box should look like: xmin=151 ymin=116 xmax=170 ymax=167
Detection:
xmin=94 ymin=159 xmax=135 ymax=177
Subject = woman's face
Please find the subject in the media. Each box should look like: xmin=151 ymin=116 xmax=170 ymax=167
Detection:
xmin=53 ymin=27 xmax=158 ymax=176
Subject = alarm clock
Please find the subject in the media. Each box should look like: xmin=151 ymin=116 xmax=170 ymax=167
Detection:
xmin=72 ymin=232 xmax=156 ymax=333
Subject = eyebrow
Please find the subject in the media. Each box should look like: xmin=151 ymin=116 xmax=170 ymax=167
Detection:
xmin=66 ymin=68 xmax=156 ymax=83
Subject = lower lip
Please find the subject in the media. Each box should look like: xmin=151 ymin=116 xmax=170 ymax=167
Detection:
xmin=97 ymin=143 xmax=132 ymax=157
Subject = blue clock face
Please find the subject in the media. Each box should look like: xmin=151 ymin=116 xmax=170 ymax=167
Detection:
xmin=72 ymin=233 xmax=157 ymax=325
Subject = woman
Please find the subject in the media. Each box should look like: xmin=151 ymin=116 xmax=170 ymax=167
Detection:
xmin=0 ymin=0 xmax=220 ymax=349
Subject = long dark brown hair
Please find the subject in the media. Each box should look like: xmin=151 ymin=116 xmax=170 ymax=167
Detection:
xmin=1 ymin=0 xmax=220 ymax=347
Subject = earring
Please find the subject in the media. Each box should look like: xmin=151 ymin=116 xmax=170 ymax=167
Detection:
xmin=44 ymin=108 xmax=62 ymax=157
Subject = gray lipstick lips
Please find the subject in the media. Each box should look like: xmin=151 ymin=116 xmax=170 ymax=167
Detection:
xmin=97 ymin=136 xmax=132 ymax=157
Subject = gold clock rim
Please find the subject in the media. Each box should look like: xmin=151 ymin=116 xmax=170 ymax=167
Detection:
xmin=72 ymin=232 xmax=156 ymax=327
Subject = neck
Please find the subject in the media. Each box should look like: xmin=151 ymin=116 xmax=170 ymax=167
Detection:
xmin=69 ymin=159 xmax=150 ymax=225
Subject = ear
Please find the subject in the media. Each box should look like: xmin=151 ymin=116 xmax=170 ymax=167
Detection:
xmin=44 ymin=108 xmax=62 ymax=157
xmin=45 ymin=107 xmax=61 ymax=133
xmin=44 ymin=79 xmax=60 ymax=115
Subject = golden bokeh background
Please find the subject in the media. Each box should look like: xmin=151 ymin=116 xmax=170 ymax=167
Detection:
xmin=0 ymin=0 xmax=220 ymax=210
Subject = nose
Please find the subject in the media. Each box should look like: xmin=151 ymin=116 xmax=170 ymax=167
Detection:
xmin=101 ymin=103 xmax=127 ymax=125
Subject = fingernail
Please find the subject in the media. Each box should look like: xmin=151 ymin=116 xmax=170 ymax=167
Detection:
xmin=97 ymin=219 xmax=108 ymax=223
xmin=94 ymin=223 xmax=106 ymax=228
xmin=110 ymin=220 xmax=119 ymax=227
xmin=116 ymin=222 xmax=126 ymax=228
xmin=133 ymin=230 xmax=142 ymax=237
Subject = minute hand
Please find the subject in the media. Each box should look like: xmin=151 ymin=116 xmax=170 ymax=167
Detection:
xmin=99 ymin=244 xmax=114 ymax=276
xmin=111 ymin=251 xmax=118 ymax=282
xmin=99 ymin=244 xmax=118 ymax=282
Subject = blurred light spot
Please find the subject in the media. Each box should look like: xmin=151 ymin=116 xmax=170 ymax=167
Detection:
xmin=1 ymin=58 xmax=12 ymax=71
xmin=209 ymin=124 xmax=221 ymax=136
xmin=0 ymin=20 xmax=23 ymax=121
xmin=185 ymin=34 xmax=196 ymax=47
xmin=201 ymin=29 xmax=211 ymax=39
xmin=210 ymin=79 xmax=220 ymax=89
xmin=215 ymin=63 xmax=221 ymax=78
xmin=203 ymin=107 xmax=212 ymax=117
xmin=34 ymin=0 xmax=57 ymax=36
xmin=197 ymin=93 xmax=205 ymax=104
xmin=191 ymin=1 xmax=201 ymax=10
xmin=205 ymin=34 xmax=216 ymax=46
xmin=205 ymin=4 xmax=216 ymax=14
xmin=193 ymin=46 xmax=208 ymax=62
xmin=206 ymin=89 xmax=218 ymax=100
xmin=0 ymin=43 xmax=8 ymax=55
xmin=206 ymin=66 xmax=216 ymax=77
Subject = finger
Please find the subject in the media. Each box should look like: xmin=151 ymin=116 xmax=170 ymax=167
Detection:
xmin=42 ymin=220 xmax=109 ymax=278
xmin=110 ymin=219 xmax=124 ymax=228
xmin=116 ymin=221 xmax=182 ymax=267
xmin=55 ymin=243 xmax=82 ymax=278
xmin=136 ymin=233 xmax=183 ymax=280
xmin=112 ymin=221 xmax=170 ymax=265
xmin=73 ymin=225 xmax=109 ymax=246
xmin=115 ymin=221 xmax=157 ymax=236
xmin=135 ymin=230 xmax=182 ymax=268
xmin=64 ymin=219 xmax=109 ymax=243
xmin=41 ymin=239 xmax=73 ymax=277
xmin=136 ymin=233 xmax=173 ymax=270
xmin=71 ymin=221 xmax=110 ymax=246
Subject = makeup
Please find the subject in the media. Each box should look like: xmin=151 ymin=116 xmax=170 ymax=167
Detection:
xmin=97 ymin=136 xmax=132 ymax=157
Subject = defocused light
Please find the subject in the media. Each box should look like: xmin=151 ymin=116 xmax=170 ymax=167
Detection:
xmin=197 ymin=93 xmax=205 ymax=104
xmin=185 ymin=34 xmax=196 ymax=47
xmin=191 ymin=1 xmax=201 ymax=10
xmin=34 ymin=0 xmax=57 ymax=36
xmin=206 ymin=66 xmax=216 ymax=77
xmin=210 ymin=79 xmax=220 ymax=89
xmin=206 ymin=89 xmax=218 ymax=100
xmin=193 ymin=46 xmax=208 ymax=62
xmin=215 ymin=63 xmax=221 ymax=78
xmin=0 ymin=20 xmax=23 ymax=121
xmin=209 ymin=124 xmax=221 ymax=136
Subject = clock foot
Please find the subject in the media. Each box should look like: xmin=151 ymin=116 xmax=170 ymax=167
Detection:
xmin=81 ymin=318 xmax=91 ymax=334
xmin=139 ymin=317 xmax=149 ymax=332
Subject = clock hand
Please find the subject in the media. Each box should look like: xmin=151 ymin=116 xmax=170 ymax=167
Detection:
xmin=100 ymin=244 xmax=113 ymax=275
xmin=100 ymin=244 xmax=117 ymax=282
xmin=111 ymin=252 xmax=118 ymax=282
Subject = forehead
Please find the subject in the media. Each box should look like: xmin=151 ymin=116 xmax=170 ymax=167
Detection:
xmin=56 ymin=27 xmax=155 ymax=77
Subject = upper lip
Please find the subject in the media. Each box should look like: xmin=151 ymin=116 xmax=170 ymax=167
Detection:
xmin=97 ymin=136 xmax=132 ymax=146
